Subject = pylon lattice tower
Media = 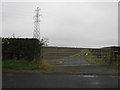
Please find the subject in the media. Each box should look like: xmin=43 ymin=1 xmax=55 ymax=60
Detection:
xmin=33 ymin=7 xmax=42 ymax=40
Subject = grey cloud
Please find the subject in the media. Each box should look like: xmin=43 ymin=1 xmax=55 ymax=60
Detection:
xmin=2 ymin=2 xmax=118 ymax=48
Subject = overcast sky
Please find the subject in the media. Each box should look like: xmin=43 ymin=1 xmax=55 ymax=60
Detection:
xmin=2 ymin=2 xmax=118 ymax=48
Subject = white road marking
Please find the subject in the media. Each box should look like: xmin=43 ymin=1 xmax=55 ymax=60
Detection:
xmin=75 ymin=75 xmax=118 ymax=78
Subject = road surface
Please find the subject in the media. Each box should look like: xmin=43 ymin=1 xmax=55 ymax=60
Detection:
xmin=49 ymin=56 xmax=118 ymax=75
xmin=2 ymin=72 xmax=119 ymax=88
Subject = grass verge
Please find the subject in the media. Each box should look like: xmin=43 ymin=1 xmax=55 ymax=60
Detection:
xmin=2 ymin=59 xmax=60 ymax=72
xmin=86 ymin=55 xmax=118 ymax=68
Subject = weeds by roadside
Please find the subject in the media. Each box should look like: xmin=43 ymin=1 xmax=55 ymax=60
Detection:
xmin=86 ymin=54 xmax=118 ymax=68
xmin=2 ymin=59 xmax=62 ymax=72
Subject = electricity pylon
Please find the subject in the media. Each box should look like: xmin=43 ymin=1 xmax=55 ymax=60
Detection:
xmin=33 ymin=7 xmax=42 ymax=40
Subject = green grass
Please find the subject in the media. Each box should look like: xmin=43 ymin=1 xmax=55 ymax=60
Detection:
xmin=2 ymin=59 xmax=55 ymax=72
xmin=86 ymin=55 xmax=118 ymax=68
xmin=3 ymin=60 xmax=41 ymax=70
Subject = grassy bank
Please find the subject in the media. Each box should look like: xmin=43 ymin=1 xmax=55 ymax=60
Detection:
xmin=86 ymin=55 xmax=118 ymax=68
xmin=77 ymin=49 xmax=119 ymax=68
xmin=2 ymin=59 xmax=55 ymax=72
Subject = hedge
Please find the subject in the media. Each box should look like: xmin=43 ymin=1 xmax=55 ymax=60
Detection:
xmin=2 ymin=38 xmax=42 ymax=61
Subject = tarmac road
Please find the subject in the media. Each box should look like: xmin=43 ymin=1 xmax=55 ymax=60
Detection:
xmin=49 ymin=56 xmax=118 ymax=75
xmin=2 ymin=72 xmax=119 ymax=88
